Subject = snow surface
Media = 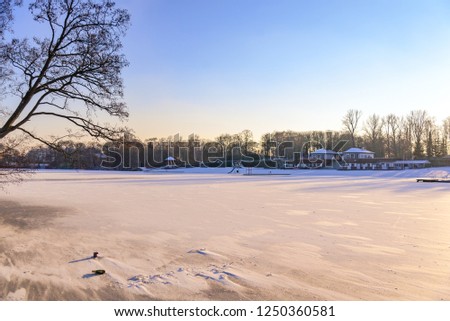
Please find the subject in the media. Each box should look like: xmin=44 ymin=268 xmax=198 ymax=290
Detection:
xmin=1 ymin=167 xmax=450 ymax=300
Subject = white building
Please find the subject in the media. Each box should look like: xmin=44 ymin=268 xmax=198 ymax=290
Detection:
xmin=342 ymin=148 xmax=375 ymax=160
xmin=394 ymin=160 xmax=430 ymax=169
xmin=310 ymin=148 xmax=338 ymax=160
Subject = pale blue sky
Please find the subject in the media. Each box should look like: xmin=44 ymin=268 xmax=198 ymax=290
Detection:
xmin=122 ymin=0 xmax=450 ymax=140
xmin=9 ymin=0 xmax=450 ymax=140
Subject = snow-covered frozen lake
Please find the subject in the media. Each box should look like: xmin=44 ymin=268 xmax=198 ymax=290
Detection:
xmin=1 ymin=167 xmax=450 ymax=300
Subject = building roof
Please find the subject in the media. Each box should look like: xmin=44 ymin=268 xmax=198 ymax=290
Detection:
xmin=394 ymin=160 xmax=430 ymax=164
xmin=343 ymin=148 xmax=375 ymax=154
xmin=310 ymin=148 xmax=337 ymax=154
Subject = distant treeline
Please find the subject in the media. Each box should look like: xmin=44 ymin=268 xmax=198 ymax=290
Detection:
xmin=1 ymin=109 xmax=449 ymax=169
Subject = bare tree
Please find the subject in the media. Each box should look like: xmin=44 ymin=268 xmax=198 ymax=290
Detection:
xmin=0 ymin=0 xmax=130 ymax=147
xmin=443 ymin=116 xmax=450 ymax=156
xmin=238 ymin=129 xmax=256 ymax=154
xmin=383 ymin=114 xmax=400 ymax=158
xmin=407 ymin=110 xmax=429 ymax=158
xmin=0 ymin=134 xmax=31 ymax=188
xmin=342 ymin=109 xmax=362 ymax=147
xmin=0 ymin=1 xmax=22 ymax=40
xmin=216 ymin=133 xmax=233 ymax=154
xmin=363 ymin=113 xmax=383 ymax=156
xmin=260 ymin=132 xmax=273 ymax=158
xmin=1 ymin=1 xmax=22 ymax=91
xmin=397 ymin=116 xmax=411 ymax=159
xmin=444 ymin=117 xmax=450 ymax=138
xmin=424 ymin=118 xmax=437 ymax=158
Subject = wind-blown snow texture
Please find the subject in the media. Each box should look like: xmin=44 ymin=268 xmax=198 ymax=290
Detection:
xmin=1 ymin=168 xmax=449 ymax=300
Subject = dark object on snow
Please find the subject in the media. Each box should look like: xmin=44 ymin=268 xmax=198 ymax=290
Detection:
xmin=417 ymin=178 xmax=450 ymax=183
xmin=92 ymin=269 xmax=105 ymax=275
xmin=93 ymin=251 xmax=99 ymax=258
